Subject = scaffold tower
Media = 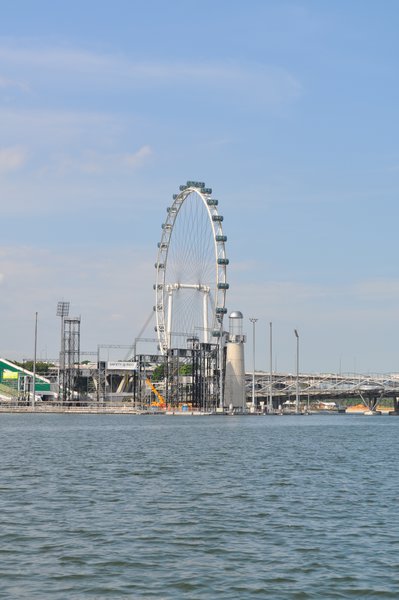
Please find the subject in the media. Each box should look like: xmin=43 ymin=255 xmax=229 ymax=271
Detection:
xmin=59 ymin=317 xmax=81 ymax=403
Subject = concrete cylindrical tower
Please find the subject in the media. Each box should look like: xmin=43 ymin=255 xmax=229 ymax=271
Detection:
xmin=224 ymin=311 xmax=246 ymax=411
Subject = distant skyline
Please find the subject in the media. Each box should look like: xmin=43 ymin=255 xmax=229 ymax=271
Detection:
xmin=1 ymin=1 xmax=399 ymax=373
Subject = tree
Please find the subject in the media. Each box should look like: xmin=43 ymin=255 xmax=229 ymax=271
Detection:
xmin=179 ymin=364 xmax=192 ymax=376
xmin=11 ymin=360 xmax=55 ymax=374
xmin=152 ymin=364 xmax=165 ymax=382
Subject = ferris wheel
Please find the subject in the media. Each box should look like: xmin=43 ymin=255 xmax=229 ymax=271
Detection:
xmin=154 ymin=181 xmax=229 ymax=353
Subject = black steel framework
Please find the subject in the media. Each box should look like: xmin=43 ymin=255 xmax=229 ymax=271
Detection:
xmin=59 ymin=317 xmax=81 ymax=404
xmin=165 ymin=342 xmax=220 ymax=410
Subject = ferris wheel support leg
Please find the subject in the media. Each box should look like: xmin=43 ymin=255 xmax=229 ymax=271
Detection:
xmin=167 ymin=289 xmax=173 ymax=350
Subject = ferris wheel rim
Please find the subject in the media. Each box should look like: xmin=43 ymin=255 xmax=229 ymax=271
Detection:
xmin=154 ymin=182 xmax=228 ymax=354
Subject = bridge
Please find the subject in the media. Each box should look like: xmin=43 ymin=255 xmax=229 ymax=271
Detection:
xmin=249 ymin=371 xmax=399 ymax=411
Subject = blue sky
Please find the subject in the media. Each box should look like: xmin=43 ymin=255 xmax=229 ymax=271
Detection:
xmin=1 ymin=1 xmax=399 ymax=373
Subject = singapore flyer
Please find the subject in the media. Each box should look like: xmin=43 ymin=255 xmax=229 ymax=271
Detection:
xmin=154 ymin=181 xmax=229 ymax=354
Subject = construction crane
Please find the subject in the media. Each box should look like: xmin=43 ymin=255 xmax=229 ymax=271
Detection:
xmin=145 ymin=378 xmax=166 ymax=408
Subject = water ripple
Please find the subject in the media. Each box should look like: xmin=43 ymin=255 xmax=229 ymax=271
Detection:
xmin=1 ymin=414 xmax=399 ymax=598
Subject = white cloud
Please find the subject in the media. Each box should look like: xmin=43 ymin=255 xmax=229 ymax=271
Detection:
xmin=227 ymin=277 xmax=399 ymax=373
xmin=0 ymin=43 xmax=302 ymax=105
xmin=0 ymin=107 xmax=116 ymax=142
xmin=0 ymin=244 xmax=156 ymax=360
xmin=229 ymin=277 xmax=399 ymax=328
xmin=74 ymin=146 xmax=152 ymax=173
xmin=0 ymin=45 xmax=111 ymax=72
xmin=0 ymin=146 xmax=27 ymax=172
xmin=40 ymin=146 xmax=152 ymax=176
xmin=0 ymin=108 xmax=152 ymax=176
xmin=123 ymin=145 xmax=152 ymax=169
xmin=0 ymin=74 xmax=29 ymax=91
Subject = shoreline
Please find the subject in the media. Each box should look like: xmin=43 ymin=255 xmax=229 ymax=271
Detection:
xmin=0 ymin=406 xmax=397 ymax=416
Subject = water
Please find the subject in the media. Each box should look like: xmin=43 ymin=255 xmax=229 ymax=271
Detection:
xmin=1 ymin=414 xmax=399 ymax=599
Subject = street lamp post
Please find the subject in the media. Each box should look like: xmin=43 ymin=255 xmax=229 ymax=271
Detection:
xmin=269 ymin=321 xmax=273 ymax=413
xmin=294 ymin=329 xmax=299 ymax=414
xmin=249 ymin=318 xmax=258 ymax=411
xmin=32 ymin=311 xmax=38 ymax=409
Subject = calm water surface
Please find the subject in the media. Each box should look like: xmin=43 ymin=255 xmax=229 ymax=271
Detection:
xmin=1 ymin=414 xmax=399 ymax=599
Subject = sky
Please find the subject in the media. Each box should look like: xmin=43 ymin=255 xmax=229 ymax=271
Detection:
xmin=1 ymin=0 xmax=399 ymax=374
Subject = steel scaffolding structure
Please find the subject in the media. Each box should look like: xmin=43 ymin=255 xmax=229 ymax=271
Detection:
xmin=59 ymin=317 xmax=81 ymax=404
xmin=164 ymin=342 xmax=220 ymax=410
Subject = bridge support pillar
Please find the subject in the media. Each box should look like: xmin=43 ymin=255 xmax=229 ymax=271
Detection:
xmin=370 ymin=396 xmax=378 ymax=411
